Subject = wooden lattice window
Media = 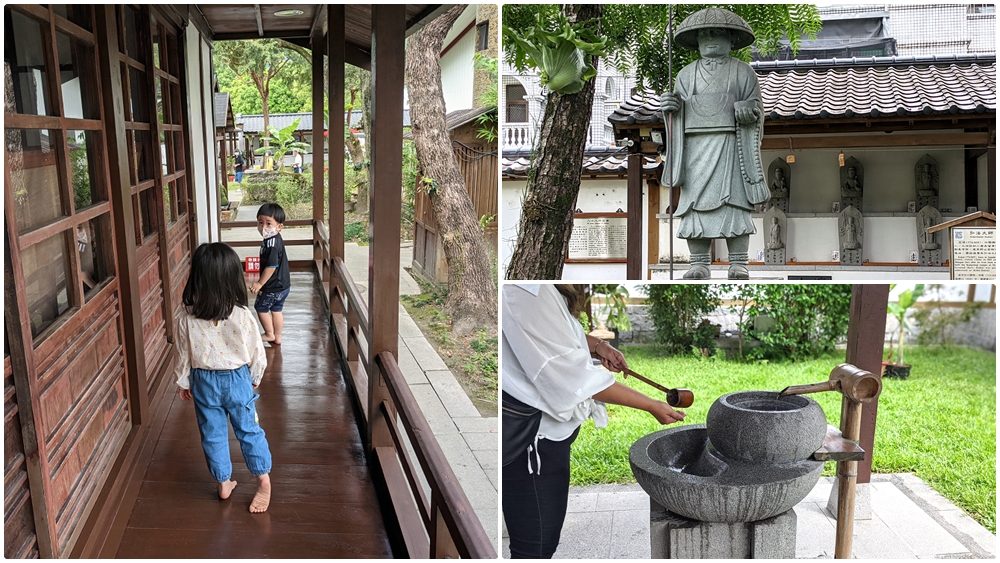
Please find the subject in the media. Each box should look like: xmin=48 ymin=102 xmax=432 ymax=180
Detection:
xmin=4 ymin=5 xmax=116 ymax=340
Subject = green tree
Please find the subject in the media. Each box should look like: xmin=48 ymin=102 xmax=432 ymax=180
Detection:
xmin=643 ymin=284 xmax=721 ymax=355
xmin=743 ymin=284 xmax=852 ymax=360
xmin=214 ymin=39 xmax=308 ymax=144
xmin=254 ymin=118 xmax=311 ymax=172
xmin=503 ymin=4 xmax=822 ymax=279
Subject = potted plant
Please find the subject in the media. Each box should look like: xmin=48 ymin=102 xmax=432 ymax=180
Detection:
xmin=884 ymin=284 xmax=925 ymax=379
xmin=590 ymin=284 xmax=632 ymax=348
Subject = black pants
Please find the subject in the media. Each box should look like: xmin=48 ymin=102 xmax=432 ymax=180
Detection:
xmin=502 ymin=428 xmax=579 ymax=559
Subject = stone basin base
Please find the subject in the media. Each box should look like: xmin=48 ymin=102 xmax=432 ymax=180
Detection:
xmin=630 ymin=425 xmax=823 ymax=523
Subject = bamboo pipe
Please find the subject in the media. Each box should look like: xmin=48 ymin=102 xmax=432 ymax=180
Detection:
xmin=778 ymin=363 xmax=881 ymax=559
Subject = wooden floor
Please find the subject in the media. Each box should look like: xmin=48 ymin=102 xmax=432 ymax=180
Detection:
xmin=117 ymin=273 xmax=391 ymax=558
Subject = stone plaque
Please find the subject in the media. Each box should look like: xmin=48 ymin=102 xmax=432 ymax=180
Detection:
xmin=838 ymin=206 xmax=863 ymax=265
xmin=916 ymin=205 xmax=943 ymax=266
xmin=950 ymin=227 xmax=996 ymax=280
xmin=567 ymin=215 xmax=628 ymax=260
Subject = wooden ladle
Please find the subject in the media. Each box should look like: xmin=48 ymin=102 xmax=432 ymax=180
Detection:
xmin=622 ymin=367 xmax=694 ymax=408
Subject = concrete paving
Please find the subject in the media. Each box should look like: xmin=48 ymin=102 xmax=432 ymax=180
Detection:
xmin=501 ymin=474 xmax=995 ymax=559
xmin=227 ymin=191 xmax=496 ymax=552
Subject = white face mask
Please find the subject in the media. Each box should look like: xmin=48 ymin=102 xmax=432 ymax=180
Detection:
xmin=262 ymin=226 xmax=278 ymax=238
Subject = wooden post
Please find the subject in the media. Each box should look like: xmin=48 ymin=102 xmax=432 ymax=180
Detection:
xmin=845 ymin=284 xmax=889 ymax=484
xmin=627 ymin=153 xmax=642 ymax=279
xmin=647 ymin=179 xmax=659 ymax=279
xmin=367 ymin=4 xmax=405 ymax=451
xmin=95 ymin=4 xmax=149 ymax=424
xmin=312 ymin=24 xmax=326 ymax=264
xmin=989 ymin=146 xmax=996 ymax=215
xmin=328 ymin=5 xmax=346 ymax=313
xmin=834 ymin=399 xmax=862 ymax=559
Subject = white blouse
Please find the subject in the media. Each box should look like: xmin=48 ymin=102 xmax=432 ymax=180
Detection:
xmin=173 ymin=305 xmax=268 ymax=389
xmin=502 ymin=284 xmax=614 ymax=441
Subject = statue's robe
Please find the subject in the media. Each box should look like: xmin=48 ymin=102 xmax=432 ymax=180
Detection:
xmin=662 ymin=57 xmax=767 ymax=239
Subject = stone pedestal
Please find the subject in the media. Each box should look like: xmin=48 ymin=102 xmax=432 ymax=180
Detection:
xmin=827 ymin=481 xmax=872 ymax=519
xmin=840 ymin=249 xmax=861 ymax=266
xmin=768 ymin=198 xmax=788 ymax=213
xmin=919 ymin=248 xmax=942 ymax=267
xmin=765 ymin=248 xmax=785 ymax=265
xmin=842 ymin=196 xmax=862 ymax=212
xmin=650 ymin=499 xmax=797 ymax=559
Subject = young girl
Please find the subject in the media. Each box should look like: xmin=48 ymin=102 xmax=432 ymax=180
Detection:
xmin=174 ymin=242 xmax=272 ymax=513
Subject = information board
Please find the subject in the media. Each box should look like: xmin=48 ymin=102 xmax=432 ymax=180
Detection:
xmin=950 ymin=227 xmax=996 ymax=280
xmin=566 ymin=214 xmax=628 ymax=261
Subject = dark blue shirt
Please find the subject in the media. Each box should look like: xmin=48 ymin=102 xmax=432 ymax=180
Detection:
xmin=259 ymin=233 xmax=290 ymax=294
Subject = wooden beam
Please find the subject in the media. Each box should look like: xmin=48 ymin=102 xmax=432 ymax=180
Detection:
xmin=845 ymin=284 xmax=889 ymax=484
xmin=367 ymin=4 xmax=405 ymax=451
xmin=627 ymin=153 xmax=642 ymax=279
xmin=96 ymin=4 xmax=149 ymax=425
xmin=329 ymin=5 xmax=346 ymax=314
xmin=647 ymin=179 xmax=659 ymax=279
xmin=761 ymin=132 xmax=989 ymax=150
xmin=312 ymin=23 xmax=325 ymax=263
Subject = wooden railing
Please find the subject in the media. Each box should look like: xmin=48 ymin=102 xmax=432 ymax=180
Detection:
xmin=317 ymin=220 xmax=494 ymax=558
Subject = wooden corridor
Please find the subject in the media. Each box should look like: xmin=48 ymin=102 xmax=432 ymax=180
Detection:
xmin=116 ymin=273 xmax=391 ymax=558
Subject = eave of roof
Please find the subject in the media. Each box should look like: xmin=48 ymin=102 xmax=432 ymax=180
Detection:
xmin=502 ymin=149 xmax=660 ymax=178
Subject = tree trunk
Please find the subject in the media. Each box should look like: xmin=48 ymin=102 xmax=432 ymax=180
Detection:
xmin=356 ymin=71 xmax=372 ymax=216
xmin=407 ymin=4 xmax=497 ymax=336
xmin=505 ymin=4 xmax=602 ymax=280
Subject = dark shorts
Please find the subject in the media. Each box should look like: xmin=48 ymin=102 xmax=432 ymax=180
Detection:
xmin=254 ymin=287 xmax=290 ymax=313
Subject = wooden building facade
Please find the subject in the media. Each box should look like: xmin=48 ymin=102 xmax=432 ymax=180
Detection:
xmin=5 ymin=4 xmax=494 ymax=558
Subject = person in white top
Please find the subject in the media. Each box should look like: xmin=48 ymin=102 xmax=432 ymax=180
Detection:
xmin=292 ymin=150 xmax=303 ymax=174
xmin=502 ymin=284 xmax=685 ymax=559
xmin=174 ymin=243 xmax=272 ymax=513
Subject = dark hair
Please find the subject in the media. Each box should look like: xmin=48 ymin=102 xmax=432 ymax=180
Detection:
xmin=183 ymin=243 xmax=248 ymax=321
xmin=257 ymin=202 xmax=286 ymax=224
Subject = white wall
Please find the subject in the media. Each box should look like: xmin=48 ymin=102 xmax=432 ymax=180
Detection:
xmin=440 ymin=6 xmax=477 ymax=113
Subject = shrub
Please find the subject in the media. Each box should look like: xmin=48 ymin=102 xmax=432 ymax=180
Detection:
xmin=642 ymin=285 xmax=721 ymax=355
xmin=912 ymin=285 xmax=984 ymax=346
xmin=275 ymin=172 xmax=311 ymax=211
xmin=242 ymin=171 xmax=282 ymax=204
xmin=743 ymin=284 xmax=852 ymax=360
xmin=345 ymin=221 xmax=369 ymax=242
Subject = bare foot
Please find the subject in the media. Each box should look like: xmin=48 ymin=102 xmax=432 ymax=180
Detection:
xmin=219 ymin=480 xmax=237 ymax=500
xmin=250 ymin=474 xmax=271 ymax=513
xmin=261 ymin=333 xmax=275 ymax=342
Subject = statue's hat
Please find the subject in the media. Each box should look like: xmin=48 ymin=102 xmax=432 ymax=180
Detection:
xmin=675 ymin=8 xmax=755 ymax=51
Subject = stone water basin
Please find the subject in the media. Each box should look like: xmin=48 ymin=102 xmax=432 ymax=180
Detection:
xmin=629 ymin=391 xmax=827 ymax=523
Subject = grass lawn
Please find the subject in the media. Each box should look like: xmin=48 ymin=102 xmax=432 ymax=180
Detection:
xmin=570 ymin=345 xmax=996 ymax=533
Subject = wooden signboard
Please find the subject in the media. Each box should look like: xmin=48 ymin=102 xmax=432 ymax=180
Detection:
xmin=565 ymin=212 xmax=628 ymax=263
xmin=950 ymin=227 xmax=996 ymax=280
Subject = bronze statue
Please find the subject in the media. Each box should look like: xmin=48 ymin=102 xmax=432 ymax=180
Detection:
xmin=659 ymin=8 xmax=767 ymax=280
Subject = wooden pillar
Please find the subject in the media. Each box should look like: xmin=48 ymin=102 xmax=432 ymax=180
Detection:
xmin=328 ymin=5 xmax=345 ymax=312
xmin=627 ymin=153 xmax=642 ymax=279
xmin=312 ymin=24 xmax=326 ymax=264
xmin=989 ymin=146 xmax=996 ymax=214
xmin=95 ymin=4 xmax=149 ymax=424
xmin=367 ymin=4 xmax=405 ymax=450
xmin=844 ymin=284 xmax=889 ymax=483
xmin=647 ymin=179 xmax=659 ymax=279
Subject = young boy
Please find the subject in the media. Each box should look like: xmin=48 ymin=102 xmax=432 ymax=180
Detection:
xmin=249 ymin=203 xmax=291 ymax=344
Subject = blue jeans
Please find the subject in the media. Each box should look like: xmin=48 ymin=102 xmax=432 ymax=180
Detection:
xmin=254 ymin=287 xmax=290 ymax=313
xmin=235 ymin=170 xmax=243 ymax=183
xmin=191 ymin=365 xmax=272 ymax=482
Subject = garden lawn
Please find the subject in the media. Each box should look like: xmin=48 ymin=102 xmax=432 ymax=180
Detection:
xmin=570 ymin=345 xmax=996 ymax=533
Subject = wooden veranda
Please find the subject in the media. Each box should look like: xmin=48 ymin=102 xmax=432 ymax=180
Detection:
xmin=4 ymin=4 xmax=495 ymax=559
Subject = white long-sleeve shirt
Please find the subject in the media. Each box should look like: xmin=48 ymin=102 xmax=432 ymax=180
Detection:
xmin=502 ymin=284 xmax=614 ymax=441
xmin=173 ymin=306 xmax=267 ymax=389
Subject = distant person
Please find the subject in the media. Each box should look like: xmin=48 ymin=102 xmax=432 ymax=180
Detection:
xmin=249 ymin=203 xmax=290 ymax=345
xmin=234 ymin=150 xmax=245 ymax=183
xmin=502 ymin=284 xmax=686 ymax=559
xmin=292 ymin=150 xmax=303 ymax=174
xmin=174 ymin=243 xmax=272 ymax=513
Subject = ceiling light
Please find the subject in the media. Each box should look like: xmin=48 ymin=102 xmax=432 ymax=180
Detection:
xmin=274 ymin=9 xmax=304 ymax=17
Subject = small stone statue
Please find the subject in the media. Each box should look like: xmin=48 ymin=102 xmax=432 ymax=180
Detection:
xmin=841 ymin=166 xmax=862 ymax=197
xmin=770 ymin=167 xmax=788 ymax=198
xmin=916 ymin=205 xmax=943 ymax=266
xmin=916 ymin=163 xmax=938 ymax=197
xmin=659 ymin=8 xmax=768 ymax=280
xmin=767 ymin=217 xmax=784 ymax=250
xmin=838 ymin=205 xmax=864 ymax=265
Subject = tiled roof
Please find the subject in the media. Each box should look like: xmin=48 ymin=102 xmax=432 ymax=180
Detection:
xmin=502 ymin=150 xmax=659 ymax=177
xmin=214 ymin=92 xmax=232 ymax=129
xmin=609 ymin=55 xmax=996 ymax=125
